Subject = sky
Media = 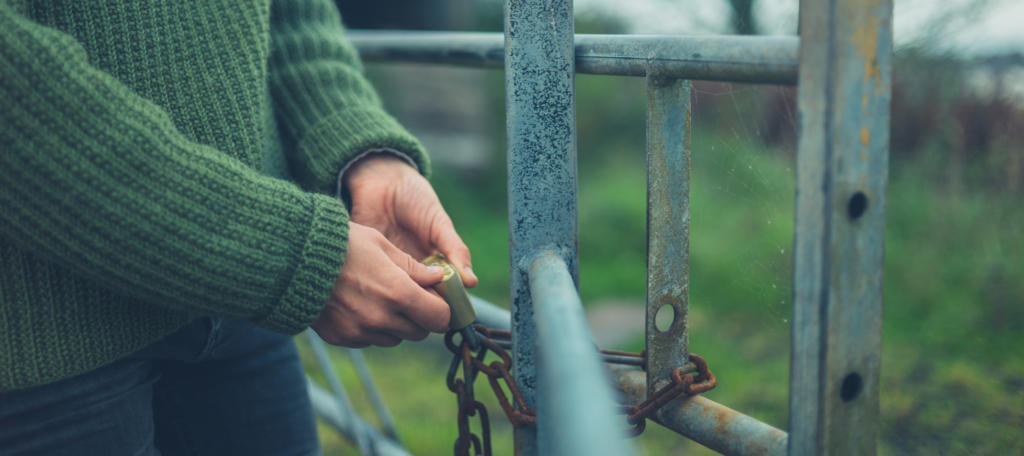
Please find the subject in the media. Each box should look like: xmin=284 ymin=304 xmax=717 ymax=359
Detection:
xmin=574 ymin=0 xmax=1024 ymax=56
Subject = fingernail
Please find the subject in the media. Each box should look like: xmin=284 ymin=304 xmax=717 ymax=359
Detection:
xmin=464 ymin=266 xmax=476 ymax=280
xmin=427 ymin=266 xmax=444 ymax=275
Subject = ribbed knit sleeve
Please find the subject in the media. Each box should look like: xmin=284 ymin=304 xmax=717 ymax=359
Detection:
xmin=0 ymin=5 xmax=346 ymax=334
xmin=268 ymin=0 xmax=431 ymax=193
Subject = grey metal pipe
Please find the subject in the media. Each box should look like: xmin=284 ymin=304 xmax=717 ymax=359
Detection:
xmin=305 ymin=331 xmax=371 ymax=455
xmin=469 ymin=294 xmax=511 ymax=331
xmin=465 ymin=299 xmax=790 ymax=456
xmin=347 ymin=31 xmax=798 ymax=84
xmin=307 ymin=380 xmax=413 ymax=456
xmin=611 ymin=366 xmax=788 ymax=456
xmin=528 ymin=252 xmax=635 ymax=456
xmin=645 ymin=74 xmax=693 ymax=397
xmin=345 ymin=348 xmax=400 ymax=442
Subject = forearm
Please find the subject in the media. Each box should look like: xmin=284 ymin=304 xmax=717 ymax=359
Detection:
xmin=0 ymin=5 xmax=346 ymax=332
xmin=268 ymin=0 xmax=430 ymax=193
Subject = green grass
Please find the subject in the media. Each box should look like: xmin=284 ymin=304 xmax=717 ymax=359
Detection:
xmin=308 ymin=74 xmax=1023 ymax=454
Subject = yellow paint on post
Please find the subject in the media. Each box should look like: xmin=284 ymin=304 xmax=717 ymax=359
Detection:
xmin=850 ymin=16 xmax=882 ymax=86
xmin=860 ymin=126 xmax=870 ymax=146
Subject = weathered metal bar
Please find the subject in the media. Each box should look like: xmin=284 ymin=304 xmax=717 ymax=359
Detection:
xmin=307 ymin=380 xmax=412 ymax=456
xmin=528 ymin=252 xmax=635 ymax=455
xmin=486 ymin=338 xmax=647 ymax=367
xmin=612 ymin=366 xmax=788 ymax=456
xmin=305 ymin=331 xmax=371 ymax=455
xmin=789 ymin=0 xmax=892 ymax=454
xmin=347 ymin=31 xmax=798 ymax=84
xmin=645 ymin=75 xmax=692 ymax=398
xmin=462 ymin=300 xmax=786 ymax=454
xmin=345 ymin=348 xmax=400 ymax=442
xmin=470 ymin=294 xmax=511 ymax=330
xmin=504 ymin=0 xmax=579 ymax=454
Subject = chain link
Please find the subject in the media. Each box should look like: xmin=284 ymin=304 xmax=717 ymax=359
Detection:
xmin=444 ymin=325 xmax=716 ymax=454
xmin=622 ymin=353 xmax=717 ymax=436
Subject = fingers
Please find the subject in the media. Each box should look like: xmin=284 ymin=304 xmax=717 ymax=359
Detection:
xmin=360 ymin=332 xmax=402 ymax=347
xmin=314 ymin=223 xmax=447 ymax=348
xmin=377 ymin=233 xmax=451 ymax=332
xmin=397 ymin=287 xmax=451 ymax=333
xmin=432 ymin=217 xmax=478 ymax=288
xmin=383 ymin=240 xmax=445 ymax=287
xmin=370 ymin=312 xmax=431 ymax=341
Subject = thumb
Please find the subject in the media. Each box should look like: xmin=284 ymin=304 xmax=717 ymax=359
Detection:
xmin=385 ymin=242 xmax=445 ymax=287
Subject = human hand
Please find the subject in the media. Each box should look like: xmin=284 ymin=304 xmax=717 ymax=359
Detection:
xmin=344 ymin=153 xmax=479 ymax=288
xmin=311 ymin=222 xmax=451 ymax=347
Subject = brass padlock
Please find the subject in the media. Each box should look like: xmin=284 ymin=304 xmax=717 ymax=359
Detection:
xmin=422 ymin=253 xmax=477 ymax=331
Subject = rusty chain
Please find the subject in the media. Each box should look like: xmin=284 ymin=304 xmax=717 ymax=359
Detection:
xmin=621 ymin=353 xmax=717 ymax=436
xmin=444 ymin=325 xmax=716 ymax=455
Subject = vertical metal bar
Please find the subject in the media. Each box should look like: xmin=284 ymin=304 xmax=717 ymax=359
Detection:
xmin=789 ymin=0 xmax=892 ymax=454
xmin=529 ymin=252 xmax=635 ymax=455
xmin=504 ymin=0 xmax=577 ymax=454
xmin=346 ymin=348 xmax=400 ymax=442
xmin=645 ymin=75 xmax=692 ymax=398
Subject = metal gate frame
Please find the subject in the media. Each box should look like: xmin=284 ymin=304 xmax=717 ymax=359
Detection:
xmin=312 ymin=0 xmax=893 ymax=454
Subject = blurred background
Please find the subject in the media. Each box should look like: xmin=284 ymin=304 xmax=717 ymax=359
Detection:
xmin=302 ymin=0 xmax=1024 ymax=454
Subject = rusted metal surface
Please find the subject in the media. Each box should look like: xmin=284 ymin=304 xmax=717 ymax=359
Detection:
xmin=623 ymin=354 xmax=717 ymax=436
xmin=347 ymin=31 xmax=798 ymax=84
xmin=612 ymin=366 xmax=788 ymax=456
xmin=443 ymin=327 xmax=524 ymax=456
xmin=790 ymin=0 xmax=892 ymax=454
xmin=528 ymin=252 xmax=635 ymax=455
xmin=504 ymin=0 xmax=579 ymax=454
xmin=645 ymin=74 xmax=692 ymax=399
xmin=454 ymin=300 xmax=782 ymax=455
xmin=446 ymin=327 xmax=538 ymax=428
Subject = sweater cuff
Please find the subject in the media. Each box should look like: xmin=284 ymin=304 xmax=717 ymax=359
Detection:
xmin=292 ymin=107 xmax=431 ymax=193
xmin=335 ymin=148 xmax=419 ymax=204
xmin=256 ymin=194 xmax=349 ymax=334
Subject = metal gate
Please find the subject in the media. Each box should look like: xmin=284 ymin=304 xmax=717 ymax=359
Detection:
xmin=307 ymin=0 xmax=893 ymax=454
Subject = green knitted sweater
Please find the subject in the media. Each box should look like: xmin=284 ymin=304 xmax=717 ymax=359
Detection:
xmin=0 ymin=0 xmax=430 ymax=391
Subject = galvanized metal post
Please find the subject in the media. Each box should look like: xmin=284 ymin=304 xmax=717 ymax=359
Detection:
xmin=645 ymin=75 xmax=692 ymax=398
xmin=504 ymin=0 xmax=578 ymax=454
xmin=789 ymin=0 xmax=892 ymax=454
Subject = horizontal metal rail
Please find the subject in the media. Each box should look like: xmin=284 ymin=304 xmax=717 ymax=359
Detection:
xmin=468 ymin=293 xmax=789 ymax=456
xmin=528 ymin=252 xmax=635 ymax=455
xmin=612 ymin=366 xmax=788 ymax=456
xmin=347 ymin=31 xmax=798 ymax=85
xmin=470 ymin=294 xmax=510 ymax=330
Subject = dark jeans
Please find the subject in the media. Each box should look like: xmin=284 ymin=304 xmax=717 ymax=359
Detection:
xmin=0 ymin=318 xmax=321 ymax=456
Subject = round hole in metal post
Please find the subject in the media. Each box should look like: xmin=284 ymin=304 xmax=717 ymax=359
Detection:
xmin=840 ymin=372 xmax=862 ymax=402
xmin=847 ymin=191 xmax=868 ymax=219
xmin=655 ymin=303 xmax=675 ymax=333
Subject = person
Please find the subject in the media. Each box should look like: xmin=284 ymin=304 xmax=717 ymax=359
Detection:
xmin=0 ymin=0 xmax=475 ymax=454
